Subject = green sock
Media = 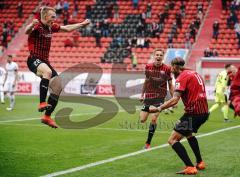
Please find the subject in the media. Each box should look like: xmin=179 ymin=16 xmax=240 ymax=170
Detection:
xmin=209 ymin=103 xmax=219 ymax=113
xmin=222 ymin=105 xmax=229 ymax=119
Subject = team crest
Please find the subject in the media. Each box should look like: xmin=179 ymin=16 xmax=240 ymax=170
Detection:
xmin=175 ymin=82 xmax=180 ymax=89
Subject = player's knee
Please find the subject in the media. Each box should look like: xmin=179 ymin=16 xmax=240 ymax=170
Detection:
xmin=151 ymin=116 xmax=157 ymax=124
xmin=140 ymin=118 xmax=146 ymax=123
xmin=42 ymin=69 xmax=52 ymax=79
xmin=167 ymin=137 xmax=177 ymax=145
xmin=167 ymin=139 xmax=174 ymax=145
xmin=139 ymin=114 xmax=147 ymax=123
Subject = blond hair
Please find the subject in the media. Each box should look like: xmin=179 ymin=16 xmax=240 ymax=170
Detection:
xmin=40 ymin=6 xmax=56 ymax=20
xmin=153 ymin=48 xmax=165 ymax=55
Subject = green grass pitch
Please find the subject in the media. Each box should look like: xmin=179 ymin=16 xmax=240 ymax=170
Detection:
xmin=0 ymin=96 xmax=240 ymax=177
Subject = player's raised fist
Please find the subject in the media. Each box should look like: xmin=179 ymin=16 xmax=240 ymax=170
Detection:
xmin=149 ymin=105 xmax=159 ymax=113
xmin=32 ymin=19 xmax=39 ymax=25
xmin=139 ymin=95 xmax=144 ymax=102
xmin=83 ymin=19 xmax=91 ymax=26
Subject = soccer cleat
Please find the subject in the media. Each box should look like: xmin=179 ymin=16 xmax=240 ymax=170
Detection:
xmin=169 ymin=109 xmax=174 ymax=113
xmin=224 ymin=119 xmax=232 ymax=123
xmin=164 ymin=111 xmax=169 ymax=115
xmin=41 ymin=115 xmax=58 ymax=128
xmin=6 ymin=107 xmax=13 ymax=111
xmin=144 ymin=143 xmax=151 ymax=149
xmin=38 ymin=102 xmax=52 ymax=112
xmin=196 ymin=161 xmax=205 ymax=170
xmin=176 ymin=166 xmax=198 ymax=175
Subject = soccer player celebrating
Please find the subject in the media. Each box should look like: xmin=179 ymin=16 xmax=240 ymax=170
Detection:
xmin=0 ymin=64 xmax=6 ymax=104
xmin=149 ymin=57 xmax=209 ymax=175
xmin=25 ymin=6 xmax=90 ymax=128
xmin=3 ymin=55 xmax=18 ymax=111
xmin=139 ymin=49 xmax=174 ymax=149
xmin=209 ymin=64 xmax=232 ymax=122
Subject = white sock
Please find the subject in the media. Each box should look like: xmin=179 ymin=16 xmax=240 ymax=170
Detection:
xmin=0 ymin=91 xmax=4 ymax=103
xmin=10 ymin=94 xmax=15 ymax=108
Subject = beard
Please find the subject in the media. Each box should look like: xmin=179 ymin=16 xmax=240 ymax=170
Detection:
xmin=172 ymin=71 xmax=180 ymax=78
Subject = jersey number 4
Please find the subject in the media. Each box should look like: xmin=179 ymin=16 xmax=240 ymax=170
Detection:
xmin=194 ymin=74 xmax=205 ymax=92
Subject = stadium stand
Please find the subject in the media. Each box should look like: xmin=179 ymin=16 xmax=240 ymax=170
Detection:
xmin=208 ymin=1 xmax=240 ymax=57
xmin=2 ymin=0 xmax=210 ymax=72
xmin=0 ymin=0 xmax=39 ymax=50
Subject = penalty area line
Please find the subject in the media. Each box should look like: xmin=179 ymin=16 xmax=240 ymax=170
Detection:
xmin=40 ymin=125 xmax=240 ymax=177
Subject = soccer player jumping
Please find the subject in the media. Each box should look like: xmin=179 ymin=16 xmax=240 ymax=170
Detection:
xmin=25 ymin=6 xmax=90 ymax=128
xmin=149 ymin=58 xmax=209 ymax=175
xmin=139 ymin=49 xmax=174 ymax=149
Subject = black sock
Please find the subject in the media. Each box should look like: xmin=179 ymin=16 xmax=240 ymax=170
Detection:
xmin=187 ymin=136 xmax=202 ymax=163
xmin=172 ymin=142 xmax=194 ymax=167
xmin=45 ymin=94 xmax=59 ymax=116
xmin=146 ymin=122 xmax=157 ymax=144
xmin=40 ymin=78 xmax=49 ymax=103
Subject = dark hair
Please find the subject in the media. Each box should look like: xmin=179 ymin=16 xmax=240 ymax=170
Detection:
xmin=225 ymin=64 xmax=232 ymax=69
xmin=7 ymin=55 xmax=12 ymax=58
xmin=171 ymin=57 xmax=185 ymax=66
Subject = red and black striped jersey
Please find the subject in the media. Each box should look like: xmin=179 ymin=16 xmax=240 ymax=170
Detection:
xmin=175 ymin=69 xmax=208 ymax=115
xmin=144 ymin=63 xmax=172 ymax=99
xmin=230 ymin=67 xmax=240 ymax=100
xmin=28 ymin=22 xmax=60 ymax=63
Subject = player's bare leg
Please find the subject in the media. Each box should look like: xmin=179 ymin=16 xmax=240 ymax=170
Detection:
xmin=139 ymin=111 xmax=149 ymax=123
xmin=36 ymin=63 xmax=52 ymax=112
xmin=145 ymin=113 xmax=159 ymax=149
xmin=168 ymin=131 xmax=197 ymax=175
xmin=6 ymin=92 xmax=15 ymax=111
xmin=139 ymin=110 xmax=159 ymax=149
xmin=0 ymin=85 xmax=4 ymax=104
xmin=140 ymin=111 xmax=151 ymax=149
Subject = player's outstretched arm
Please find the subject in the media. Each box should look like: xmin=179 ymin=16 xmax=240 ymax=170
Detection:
xmin=60 ymin=19 xmax=90 ymax=32
xmin=149 ymin=91 xmax=181 ymax=113
xmin=168 ymin=79 xmax=174 ymax=97
xmin=25 ymin=19 xmax=39 ymax=34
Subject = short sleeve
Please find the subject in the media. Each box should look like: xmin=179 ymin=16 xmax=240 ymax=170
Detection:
xmin=31 ymin=23 xmax=39 ymax=31
xmin=175 ymin=76 xmax=187 ymax=92
xmin=51 ymin=23 xmax=60 ymax=33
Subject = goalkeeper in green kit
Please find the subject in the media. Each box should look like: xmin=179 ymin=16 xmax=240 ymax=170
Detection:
xmin=209 ymin=64 xmax=232 ymax=122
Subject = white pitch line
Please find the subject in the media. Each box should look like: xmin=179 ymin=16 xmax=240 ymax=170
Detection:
xmin=0 ymin=117 xmax=40 ymax=123
xmin=0 ymin=112 xmax=110 ymax=123
xmin=40 ymin=125 xmax=240 ymax=177
xmin=0 ymin=108 xmax=140 ymax=123
xmin=0 ymin=122 xmax=169 ymax=133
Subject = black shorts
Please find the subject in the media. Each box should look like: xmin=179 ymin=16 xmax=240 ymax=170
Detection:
xmin=174 ymin=113 xmax=209 ymax=137
xmin=141 ymin=98 xmax=164 ymax=112
xmin=27 ymin=57 xmax=58 ymax=78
